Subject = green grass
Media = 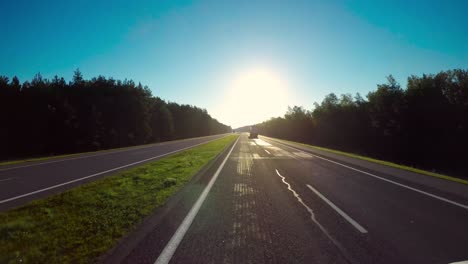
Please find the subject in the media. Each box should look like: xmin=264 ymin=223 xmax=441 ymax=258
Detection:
xmin=0 ymin=135 xmax=238 ymax=264
xmin=270 ymin=137 xmax=468 ymax=185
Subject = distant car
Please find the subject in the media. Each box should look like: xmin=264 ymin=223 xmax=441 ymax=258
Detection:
xmin=249 ymin=125 xmax=259 ymax=139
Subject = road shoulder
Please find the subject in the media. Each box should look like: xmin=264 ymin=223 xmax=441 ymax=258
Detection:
xmin=261 ymin=136 xmax=468 ymax=200
xmin=99 ymin=137 xmax=238 ymax=264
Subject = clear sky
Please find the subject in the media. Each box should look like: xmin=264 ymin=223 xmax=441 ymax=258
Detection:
xmin=1 ymin=0 xmax=467 ymax=128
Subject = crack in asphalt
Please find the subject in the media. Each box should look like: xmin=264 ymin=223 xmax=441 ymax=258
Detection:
xmin=275 ymin=169 xmax=357 ymax=264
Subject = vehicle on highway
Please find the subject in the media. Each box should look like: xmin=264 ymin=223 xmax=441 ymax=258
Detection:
xmin=249 ymin=125 xmax=259 ymax=139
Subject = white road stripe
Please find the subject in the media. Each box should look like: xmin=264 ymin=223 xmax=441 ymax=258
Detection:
xmin=0 ymin=152 xmax=114 ymax=171
xmin=0 ymin=177 xmax=13 ymax=182
xmin=264 ymin=149 xmax=271 ymax=155
xmin=266 ymin=138 xmax=468 ymax=211
xmin=306 ymin=184 xmax=367 ymax=233
xmin=275 ymin=169 xmax=358 ymax=264
xmin=0 ymin=136 xmax=227 ymax=205
xmin=154 ymin=137 xmax=239 ymax=264
xmin=0 ymin=135 xmax=226 ymax=172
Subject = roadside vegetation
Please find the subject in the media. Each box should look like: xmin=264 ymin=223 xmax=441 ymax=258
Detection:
xmin=0 ymin=70 xmax=231 ymax=161
xmin=258 ymin=69 xmax=468 ymax=179
xmin=0 ymin=135 xmax=237 ymax=263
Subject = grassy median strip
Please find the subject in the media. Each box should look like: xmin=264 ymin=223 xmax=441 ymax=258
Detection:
xmin=272 ymin=137 xmax=468 ymax=185
xmin=0 ymin=135 xmax=237 ymax=264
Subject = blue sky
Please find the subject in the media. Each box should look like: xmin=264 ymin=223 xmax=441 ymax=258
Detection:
xmin=1 ymin=0 xmax=467 ymax=127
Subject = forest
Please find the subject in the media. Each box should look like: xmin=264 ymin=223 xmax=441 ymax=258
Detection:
xmin=257 ymin=69 xmax=468 ymax=178
xmin=0 ymin=70 xmax=231 ymax=160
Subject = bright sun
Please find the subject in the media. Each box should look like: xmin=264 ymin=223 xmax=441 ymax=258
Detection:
xmin=216 ymin=67 xmax=290 ymax=128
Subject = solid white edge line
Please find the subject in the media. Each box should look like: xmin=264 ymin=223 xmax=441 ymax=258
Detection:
xmin=306 ymin=184 xmax=367 ymax=233
xmin=0 ymin=177 xmax=13 ymax=182
xmin=154 ymin=137 xmax=239 ymax=264
xmin=265 ymin=137 xmax=468 ymax=211
xmin=0 ymin=136 xmax=228 ymax=205
xmin=0 ymin=135 xmax=227 ymax=172
xmin=275 ymin=169 xmax=358 ymax=264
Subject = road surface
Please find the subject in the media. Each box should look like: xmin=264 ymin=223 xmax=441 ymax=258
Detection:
xmin=107 ymin=133 xmax=468 ymax=264
xmin=0 ymin=134 xmax=228 ymax=211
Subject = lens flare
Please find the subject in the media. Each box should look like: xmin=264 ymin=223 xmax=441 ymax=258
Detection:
xmin=216 ymin=67 xmax=290 ymax=128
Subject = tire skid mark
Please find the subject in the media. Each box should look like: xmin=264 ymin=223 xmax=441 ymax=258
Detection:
xmin=236 ymin=143 xmax=253 ymax=176
xmin=292 ymin=152 xmax=314 ymax=159
xmin=224 ymin=140 xmax=274 ymax=263
xmin=275 ymin=169 xmax=357 ymax=264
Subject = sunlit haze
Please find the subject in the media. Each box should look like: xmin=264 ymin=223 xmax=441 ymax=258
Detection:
xmin=213 ymin=66 xmax=291 ymax=128
xmin=1 ymin=0 xmax=467 ymax=128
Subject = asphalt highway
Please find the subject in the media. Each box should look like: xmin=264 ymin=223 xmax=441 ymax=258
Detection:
xmin=110 ymin=133 xmax=468 ymax=264
xmin=0 ymin=134 xmax=228 ymax=211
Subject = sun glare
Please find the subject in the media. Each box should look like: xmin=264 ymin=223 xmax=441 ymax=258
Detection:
xmin=218 ymin=67 xmax=290 ymax=128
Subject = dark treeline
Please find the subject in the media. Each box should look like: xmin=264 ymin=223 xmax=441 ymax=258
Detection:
xmin=258 ymin=69 xmax=468 ymax=178
xmin=0 ymin=70 xmax=231 ymax=160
